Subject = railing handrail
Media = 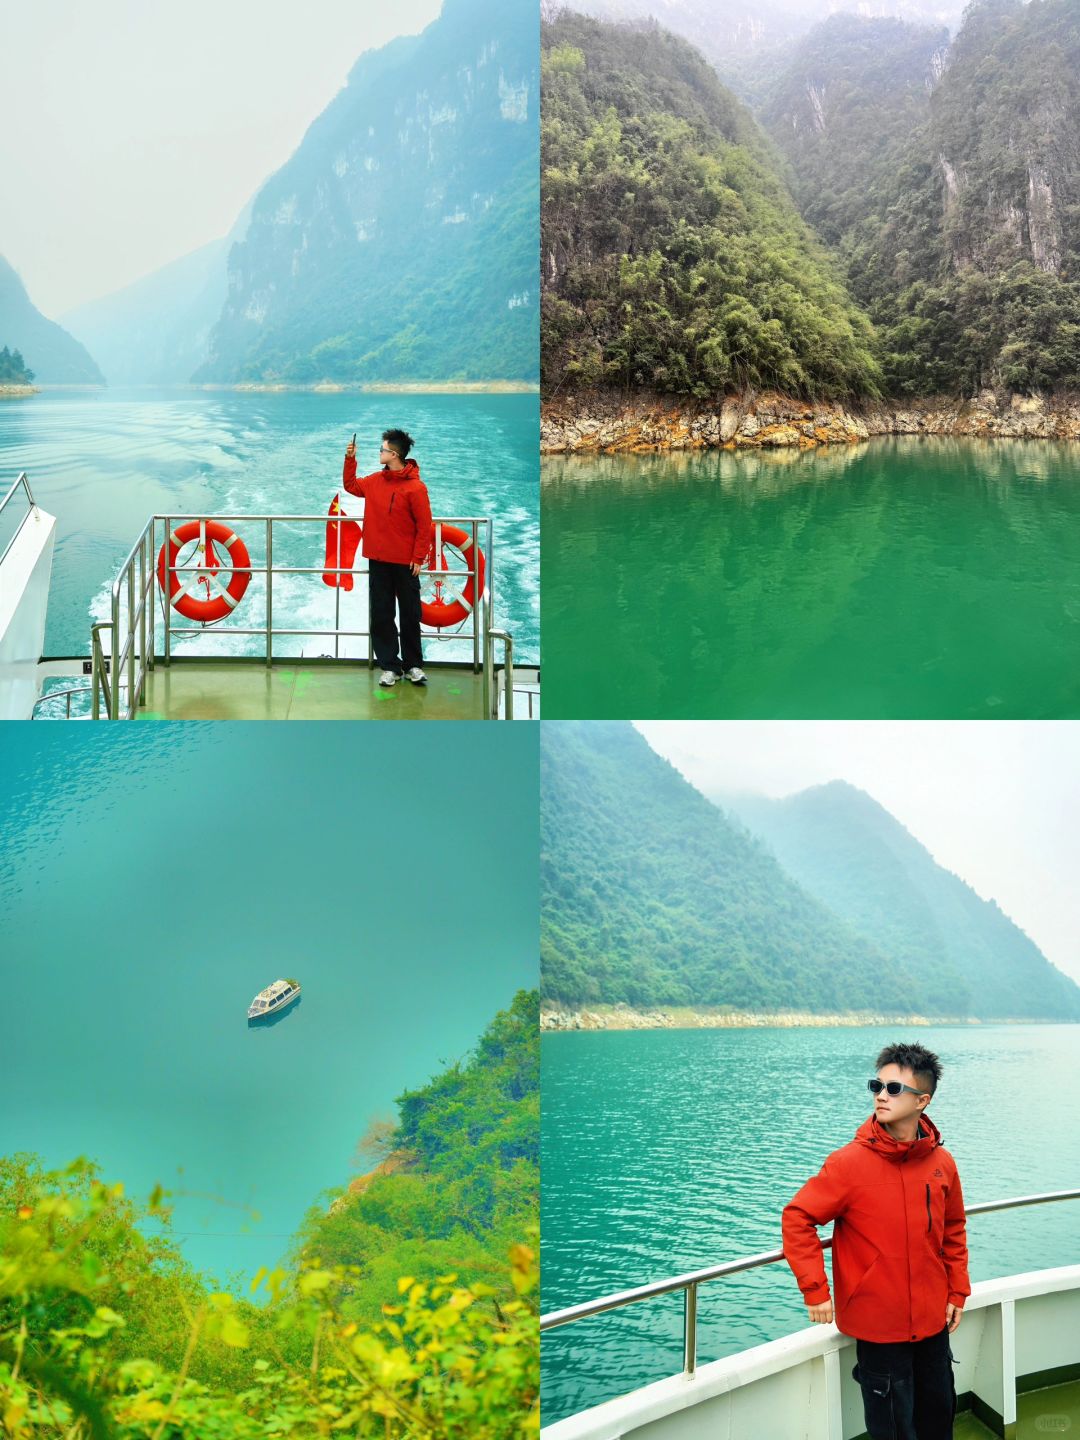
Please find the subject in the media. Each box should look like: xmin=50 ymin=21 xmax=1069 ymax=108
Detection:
xmin=0 ymin=471 xmax=38 ymax=570
xmin=541 ymin=1188 xmax=1080 ymax=1333
xmin=96 ymin=510 xmax=511 ymax=719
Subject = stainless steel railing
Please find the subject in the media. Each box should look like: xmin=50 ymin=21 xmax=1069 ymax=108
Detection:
xmin=90 ymin=512 xmax=513 ymax=720
xmin=0 ymin=472 xmax=36 ymax=570
xmin=540 ymin=1188 xmax=1080 ymax=1380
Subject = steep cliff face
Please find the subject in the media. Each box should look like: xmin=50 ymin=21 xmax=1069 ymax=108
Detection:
xmin=763 ymin=0 xmax=1080 ymax=396
xmin=0 ymin=256 xmax=104 ymax=385
xmin=197 ymin=0 xmax=538 ymax=384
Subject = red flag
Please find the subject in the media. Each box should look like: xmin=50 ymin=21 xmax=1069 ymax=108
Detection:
xmin=322 ymin=493 xmax=362 ymax=589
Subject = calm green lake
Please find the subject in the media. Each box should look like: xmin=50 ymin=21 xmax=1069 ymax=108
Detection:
xmin=541 ymin=1024 xmax=1080 ymax=1424
xmin=541 ymin=438 xmax=1080 ymax=718
xmin=0 ymin=389 xmax=538 ymax=662
xmin=0 ymin=723 xmax=538 ymax=1288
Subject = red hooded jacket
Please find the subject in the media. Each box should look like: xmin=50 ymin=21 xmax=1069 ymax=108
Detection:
xmin=782 ymin=1113 xmax=970 ymax=1343
xmin=342 ymin=455 xmax=433 ymax=567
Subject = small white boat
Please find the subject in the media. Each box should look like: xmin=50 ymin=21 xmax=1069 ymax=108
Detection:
xmin=247 ymin=978 xmax=301 ymax=1020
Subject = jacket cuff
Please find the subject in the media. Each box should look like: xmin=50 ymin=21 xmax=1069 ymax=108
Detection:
xmin=803 ymin=1282 xmax=831 ymax=1306
xmin=947 ymin=1293 xmax=966 ymax=1308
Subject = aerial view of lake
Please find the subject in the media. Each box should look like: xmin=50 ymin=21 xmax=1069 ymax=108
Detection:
xmin=541 ymin=1024 xmax=1080 ymax=1424
xmin=542 ymin=437 xmax=1080 ymax=719
xmin=0 ymin=388 xmax=539 ymax=663
xmin=0 ymin=723 xmax=538 ymax=1288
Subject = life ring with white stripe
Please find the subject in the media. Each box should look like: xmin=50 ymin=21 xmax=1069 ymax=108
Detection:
xmin=156 ymin=520 xmax=252 ymax=624
xmin=421 ymin=523 xmax=485 ymax=629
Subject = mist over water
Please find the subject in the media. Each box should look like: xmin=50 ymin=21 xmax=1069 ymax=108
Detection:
xmin=542 ymin=436 xmax=1080 ymax=718
xmin=541 ymin=1024 xmax=1080 ymax=1423
xmin=0 ymin=389 xmax=539 ymax=663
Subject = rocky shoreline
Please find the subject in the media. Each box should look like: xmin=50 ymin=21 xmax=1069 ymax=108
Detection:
xmin=541 ymin=387 xmax=1080 ymax=453
xmin=540 ymin=1005 xmax=1034 ymax=1031
xmin=0 ymin=384 xmax=37 ymax=398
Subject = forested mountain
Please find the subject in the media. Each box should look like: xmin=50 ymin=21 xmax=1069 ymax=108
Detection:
xmin=295 ymin=988 xmax=539 ymax=1314
xmin=764 ymin=0 xmax=1080 ymax=396
xmin=721 ymin=783 xmax=1080 ymax=1021
xmin=0 ymin=992 xmax=539 ymax=1436
xmin=540 ymin=722 xmax=906 ymax=1012
xmin=61 ymin=234 xmax=232 ymax=386
xmin=541 ymin=11 xmax=882 ymax=400
xmin=0 ymin=255 xmax=103 ymax=385
xmin=196 ymin=0 xmax=538 ymax=384
xmin=760 ymin=14 xmax=949 ymax=249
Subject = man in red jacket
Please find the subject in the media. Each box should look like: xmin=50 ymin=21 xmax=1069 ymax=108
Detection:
xmin=783 ymin=1042 xmax=970 ymax=1440
xmin=344 ymin=428 xmax=433 ymax=686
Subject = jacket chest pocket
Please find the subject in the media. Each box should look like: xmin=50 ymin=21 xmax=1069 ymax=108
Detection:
xmin=925 ymin=1180 xmax=949 ymax=1244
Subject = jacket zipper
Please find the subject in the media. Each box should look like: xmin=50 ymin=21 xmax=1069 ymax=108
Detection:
xmin=926 ymin=1183 xmax=932 ymax=1233
xmin=389 ymin=492 xmax=396 ymax=514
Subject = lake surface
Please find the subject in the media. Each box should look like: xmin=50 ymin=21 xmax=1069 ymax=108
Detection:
xmin=0 ymin=723 xmax=538 ymax=1288
xmin=0 ymin=389 xmax=538 ymax=663
xmin=542 ymin=438 xmax=1080 ymax=718
xmin=541 ymin=1024 xmax=1080 ymax=1424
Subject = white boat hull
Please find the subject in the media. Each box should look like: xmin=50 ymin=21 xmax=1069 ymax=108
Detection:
xmin=543 ymin=1265 xmax=1080 ymax=1440
xmin=0 ymin=503 xmax=56 ymax=720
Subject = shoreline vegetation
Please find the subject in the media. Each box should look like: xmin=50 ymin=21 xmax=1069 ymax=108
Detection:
xmin=541 ymin=1004 xmax=1063 ymax=1031
xmin=541 ymin=387 xmax=1080 ymax=454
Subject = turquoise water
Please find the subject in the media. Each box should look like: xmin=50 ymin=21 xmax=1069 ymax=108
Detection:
xmin=541 ymin=1024 xmax=1080 ymax=1423
xmin=0 ymin=389 xmax=539 ymax=662
xmin=542 ymin=438 xmax=1080 ymax=718
xmin=0 ymin=723 xmax=538 ymax=1287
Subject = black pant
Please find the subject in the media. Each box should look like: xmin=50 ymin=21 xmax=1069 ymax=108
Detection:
xmin=368 ymin=559 xmax=423 ymax=674
xmin=854 ymin=1327 xmax=956 ymax=1440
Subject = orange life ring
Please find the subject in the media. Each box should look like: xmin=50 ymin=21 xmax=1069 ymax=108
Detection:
xmin=156 ymin=520 xmax=252 ymax=624
xmin=421 ymin=523 xmax=485 ymax=629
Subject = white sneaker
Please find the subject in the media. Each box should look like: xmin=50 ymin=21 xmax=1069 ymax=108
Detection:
xmin=378 ymin=670 xmax=399 ymax=687
xmin=404 ymin=667 xmax=427 ymax=685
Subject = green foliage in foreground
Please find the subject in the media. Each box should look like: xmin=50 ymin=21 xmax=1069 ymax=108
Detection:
xmin=0 ymin=1159 xmax=537 ymax=1438
xmin=541 ymin=12 xmax=882 ymax=400
xmin=0 ymin=346 xmax=34 ymax=384
xmin=0 ymin=993 xmax=540 ymax=1437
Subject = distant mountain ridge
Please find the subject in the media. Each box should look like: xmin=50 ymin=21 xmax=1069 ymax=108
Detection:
xmin=541 ymin=722 xmax=907 ymax=1013
xmin=720 ymin=781 xmax=1080 ymax=1021
xmin=540 ymin=724 xmax=1080 ymax=1022
xmin=0 ymin=255 xmax=103 ymax=385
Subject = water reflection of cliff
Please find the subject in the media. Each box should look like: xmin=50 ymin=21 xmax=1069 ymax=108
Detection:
xmin=541 ymin=438 xmax=1080 ymax=718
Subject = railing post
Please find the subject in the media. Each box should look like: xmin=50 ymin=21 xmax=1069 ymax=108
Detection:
xmin=163 ymin=515 xmax=172 ymax=666
xmin=683 ymin=1283 xmax=698 ymax=1378
xmin=265 ymin=518 xmax=273 ymax=667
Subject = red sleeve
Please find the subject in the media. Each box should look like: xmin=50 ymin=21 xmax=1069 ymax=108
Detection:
xmin=342 ymin=455 xmax=366 ymax=498
xmin=410 ymin=482 xmax=433 ymax=566
xmin=943 ymin=1169 xmax=970 ymax=1308
xmin=782 ymin=1159 xmax=848 ymax=1306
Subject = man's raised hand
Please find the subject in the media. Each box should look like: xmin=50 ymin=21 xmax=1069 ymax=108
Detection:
xmin=346 ymin=440 xmax=356 ymax=459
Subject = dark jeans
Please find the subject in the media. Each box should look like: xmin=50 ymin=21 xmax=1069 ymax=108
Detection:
xmin=854 ymin=1326 xmax=956 ymax=1440
xmin=369 ymin=559 xmax=423 ymax=674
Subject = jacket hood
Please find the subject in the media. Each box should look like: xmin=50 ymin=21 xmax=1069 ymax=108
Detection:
xmin=854 ymin=1111 xmax=941 ymax=1163
xmin=384 ymin=458 xmax=420 ymax=481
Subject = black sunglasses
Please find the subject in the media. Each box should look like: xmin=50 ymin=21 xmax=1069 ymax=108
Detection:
xmin=868 ymin=1079 xmax=928 ymax=1098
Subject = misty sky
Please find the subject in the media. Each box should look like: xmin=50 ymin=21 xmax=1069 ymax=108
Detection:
xmin=637 ymin=721 xmax=1080 ymax=985
xmin=0 ymin=0 xmax=442 ymax=318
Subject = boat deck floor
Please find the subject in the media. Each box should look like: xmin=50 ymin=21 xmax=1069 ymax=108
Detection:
xmin=934 ymin=1378 xmax=1080 ymax=1439
xmin=129 ymin=660 xmax=489 ymax=721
